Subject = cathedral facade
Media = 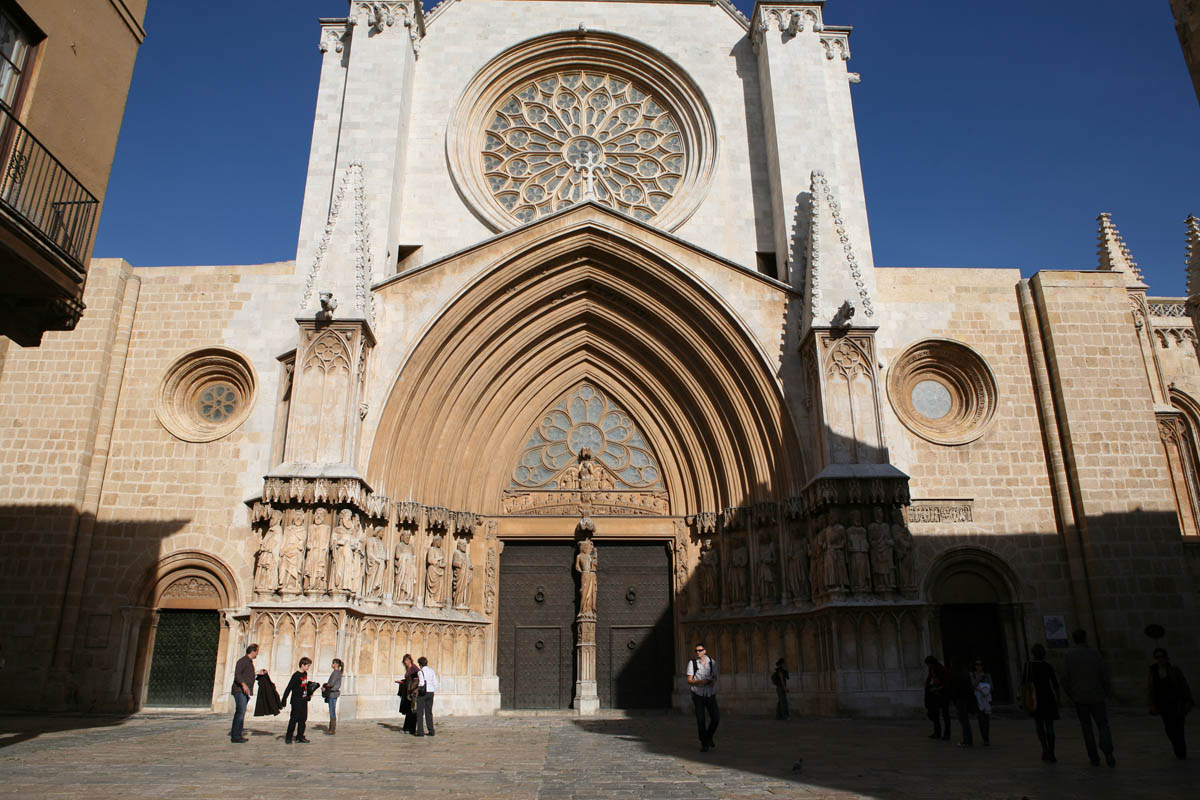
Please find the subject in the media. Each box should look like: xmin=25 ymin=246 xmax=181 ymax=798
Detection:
xmin=2 ymin=1 xmax=1200 ymax=718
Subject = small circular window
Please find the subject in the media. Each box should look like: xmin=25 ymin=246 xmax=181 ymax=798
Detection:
xmin=157 ymin=348 xmax=256 ymax=442
xmin=887 ymin=339 xmax=998 ymax=446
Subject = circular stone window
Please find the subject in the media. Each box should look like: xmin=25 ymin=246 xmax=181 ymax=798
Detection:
xmin=886 ymin=339 xmax=998 ymax=446
xmin=448 ymin=31 xmax=717 ymax=232
xmin=156 ymin=347 xmax=257 ymax=442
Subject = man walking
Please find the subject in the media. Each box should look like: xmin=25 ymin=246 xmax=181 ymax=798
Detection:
xmin=415 ymin=656 xmax=438 ymax=737
xmin=1063 ymin=629 xmax=1116 ymax=766
xmin=687 ymin=642 xmax=719 ymax=752
xmin=230 ymin=643 xmax=264 ymax=743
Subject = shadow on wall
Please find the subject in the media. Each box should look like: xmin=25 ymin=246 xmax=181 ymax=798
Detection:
xmin=0 ymin=504 xmax=192 ymax=719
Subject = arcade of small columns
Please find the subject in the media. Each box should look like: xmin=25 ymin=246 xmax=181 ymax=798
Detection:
xmin=242 ymin=464 xmax=922 ymax=710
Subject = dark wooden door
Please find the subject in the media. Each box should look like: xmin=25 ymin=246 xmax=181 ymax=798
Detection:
xmin=940 ymin=603 xmax=1011 ymax=703
xmin=146 ymin=610 xmax=220 ymax=707
xmin=498 ymin=542 xmax=576 ymax=709
xmin=596 ymin=542 xmax=673 ymax=708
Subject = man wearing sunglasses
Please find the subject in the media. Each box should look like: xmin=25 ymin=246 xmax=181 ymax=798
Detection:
xmin=687 ymin=643 xmax=719 ymax=752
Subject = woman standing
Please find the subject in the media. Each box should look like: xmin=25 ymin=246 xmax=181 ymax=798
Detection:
xmin=400 ymin=653 xmax=420 ymax=735
xmin=971 ymin=659 xmax=993 ymax=746
xmin=1148 ymin=648 xmax=1194 ymax=760
xmin=323 ymin=658 xmax=343 ymax=735
xmin=1026 ymin=644 xmax=1061 ymax=762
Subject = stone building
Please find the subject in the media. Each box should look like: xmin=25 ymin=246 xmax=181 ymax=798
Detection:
xmin=0 ymin=0 xmax=147 ymax=346
xmin=1174 ymin=0 xmax=1200 ymax=104
xmin=1 ymin=1 xmax=1199 ymax=717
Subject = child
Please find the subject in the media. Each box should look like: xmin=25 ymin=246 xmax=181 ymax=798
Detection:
xmin=281 ymin=656 xmax=316 ymax=743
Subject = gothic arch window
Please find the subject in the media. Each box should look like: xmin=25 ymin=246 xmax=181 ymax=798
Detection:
xmin=1166 ymin=389 xmax=1200 ymax=536
xmin=511 ymin=383 xmax=664 ymax=491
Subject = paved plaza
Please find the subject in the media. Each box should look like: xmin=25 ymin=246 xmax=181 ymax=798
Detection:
xmin=0 ymin=709 xmax=1196 ymax=799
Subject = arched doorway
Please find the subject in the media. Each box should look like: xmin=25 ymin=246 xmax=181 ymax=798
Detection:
xmin=140 ymin=553 xmax=238 ymax=708
xmin=927 ymin=548 xmax=1023 ymax=704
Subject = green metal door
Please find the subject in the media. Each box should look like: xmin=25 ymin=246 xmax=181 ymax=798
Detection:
xmin=146 ymin=609 xmax=220 ymax=707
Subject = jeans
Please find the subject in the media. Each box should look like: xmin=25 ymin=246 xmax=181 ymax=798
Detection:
xmin=691 ymin=693 xmax=719 ymax=744
xmin=230 ymin=691 xmax=248 ymax=740
xmin=775 ymin=686 xmax=790 ymax=720
xmin=955 ymin=699 xmax=975 ymax=745
xmin=328 ymin=695 xmax=338 ymax=723
xmin=1075 ymin=701 xmax=1114 ymax=762
xmin=416 ymin=692 xmax=435 ymax=735
xmin=1035 ymin=717 xmax=1056 ymax=756
xmin=1161 ymin=712 xmax=1187 ymax=759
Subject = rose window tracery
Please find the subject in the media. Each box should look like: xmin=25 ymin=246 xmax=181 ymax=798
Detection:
xmin=482 ymin=71 xmax=685 ymax=224
xmin=511 ymin=384 xmax=663 ymax=490
xmin=198 ymin=383 xmax=238 ymax=422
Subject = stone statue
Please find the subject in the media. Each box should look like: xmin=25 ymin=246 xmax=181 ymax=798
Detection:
xmin=393 ymin=528 xmax=417 ymax=604
xmin=759 ymin=535 xmax=778 ymax=602
xmin=728 ymin=537 xmax=749 ymax=606
xmin=868 ymin=506 xmax=896 ymax=592
xmin=425 ymin=534 xmax=446 ymax=606
xmin=304 ymin=507 xmax=332 ymax=595
xmin=347 ymin=513 xmax=365 ymax=597
xmin=846 ymin=509 xmax=871 ymax=593
xmin=891 ymin=508 xmax=916 ymax=590
xmin=575 ymin=538 xmax=597 ymax=615
xmin=330 ymin=509 xmax=356 ymax=595
xmin=697 ymin=538 xmax=720 ymax=608
xmin=823 ymin=510 xmax=849 ymax=592
xmin=561 ymin=465 xmax=580 ymax=490
xmin=578 ymin=456 xmax=598 ymax=490
xmin=253 ymin=509 xmax=283 ymax=594
xmin=364 ymin=525 xmax=386 ymax=601
xmin=808 ymin=516 xmax=825 ymax=597
xmin=452 ymin=536 xmax=474 ymax=608
xmin=787 ymin=527 xmax=809 ymax=601
xmin=278 ymin=508 xmax=308 ymax=595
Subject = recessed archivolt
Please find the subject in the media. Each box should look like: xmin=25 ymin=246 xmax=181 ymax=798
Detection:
xmin=368 ymin=220 xmax=805 ymax=514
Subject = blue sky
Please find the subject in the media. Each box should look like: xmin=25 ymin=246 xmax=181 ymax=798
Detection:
xmin=95 ymin=1 xmax=1200 ymax=294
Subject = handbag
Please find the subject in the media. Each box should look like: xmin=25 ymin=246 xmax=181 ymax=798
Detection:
xmin=399 ymin=694 xmax=411 ymax=715
xmin=1020 ymin=662 xmax=1038 ymax=714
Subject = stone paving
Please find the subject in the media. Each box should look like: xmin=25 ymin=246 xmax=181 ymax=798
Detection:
xmin=0 ymin=709 xmax=1196 ymax=799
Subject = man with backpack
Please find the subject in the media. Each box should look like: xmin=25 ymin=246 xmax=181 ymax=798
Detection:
xmin=687 ymin=643 xmax=719 ymax=752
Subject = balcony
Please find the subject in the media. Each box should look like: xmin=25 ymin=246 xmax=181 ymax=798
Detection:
xmin=0 ymin=102 xmax=99 ymax=346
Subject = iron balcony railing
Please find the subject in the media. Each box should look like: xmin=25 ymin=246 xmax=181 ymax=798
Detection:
xmin=0 ymin=102 xmax=98 ymax=276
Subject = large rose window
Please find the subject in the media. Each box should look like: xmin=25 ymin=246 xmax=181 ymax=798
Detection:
xmin=482 ymin=71 xmax=685 ymax=224
xmin=447 ymin=31 xmax=717 ymax=233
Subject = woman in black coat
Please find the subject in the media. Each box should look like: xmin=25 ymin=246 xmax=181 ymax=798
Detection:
xmin=1148 ymin=648 xmax=1194 ymax=760
xmin=1025 ymin=643 xmax=1061 ymax=762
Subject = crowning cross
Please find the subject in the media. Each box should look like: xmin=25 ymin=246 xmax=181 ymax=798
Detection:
xmin=573 ymin=149 xmax=607 ymax=199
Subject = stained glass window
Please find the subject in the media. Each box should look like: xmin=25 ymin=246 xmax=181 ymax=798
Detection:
xmin=511 ymin=384 xmax=664 ymax=490
xmin=482 ymin=71 xmax=685 ymax=224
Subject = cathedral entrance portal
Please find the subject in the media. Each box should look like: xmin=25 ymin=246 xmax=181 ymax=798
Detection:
xmin=497 ymin=539 xmax=674 ymax=710
xmin=145 ymin=609 xmax=220 ymax=707
xmin=498 ymin=542 xmax=577 ymax=709
xmin=596 ymin=542 xmax=673 ymax=709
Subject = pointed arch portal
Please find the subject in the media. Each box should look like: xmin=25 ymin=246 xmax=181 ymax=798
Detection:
xmin=368 ymin=212 xmax=807 ymax=516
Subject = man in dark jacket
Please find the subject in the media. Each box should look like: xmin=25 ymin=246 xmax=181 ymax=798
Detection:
xmin=230 ymin=643 xmax=264 ymax=743
xmin=281 ymin=657 xmax=315 ymax=744
xmin=1148 ymin=648 xmax=1194 ymax=759
xmin=924 ymin=656 xmax=950 ymax=740
xmin=1063 ymin=629 xmax=1115 ymax=766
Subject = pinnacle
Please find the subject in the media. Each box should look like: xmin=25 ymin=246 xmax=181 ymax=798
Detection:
xmin=1096 ymin=212 xmax=1144 ymax=283
xmin=1186 ymin=214 xmax=1200 ymax=298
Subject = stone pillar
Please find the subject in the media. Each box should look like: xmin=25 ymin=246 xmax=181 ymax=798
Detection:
xmin=574 ymin=537 xmax=599 ymax=714
xmin=1185 ymin=215 xmax=1200 ymax=361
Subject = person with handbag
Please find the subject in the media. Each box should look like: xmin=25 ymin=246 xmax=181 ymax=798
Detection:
xmin=415 ymin=656 xmax=438 ymax=737
xmin=280 ymin=657 xmax=317 ymax=744
xmin=924 ymin=656 xmax=951 ymax=740
xmin=396 ymin=653 xmax=420 ymax=735
xmin=971 ymin=659 xmax=993 ymax=746
xmin=1024 ymin=643 xmax=1062 ymax=762
xmin=1147 ymin=648 xmax=1194 ymax=760
xmin=322 ymin=658 xmax=343 ymax=735
xmin=948 ymin=658 xmax=977 ymax=747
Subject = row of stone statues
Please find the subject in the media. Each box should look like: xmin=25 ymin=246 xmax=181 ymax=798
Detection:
xmin=693 ymin=505 xmax=915 ymax=609
xmin=253 ymin=508 xmax=473 ymax=609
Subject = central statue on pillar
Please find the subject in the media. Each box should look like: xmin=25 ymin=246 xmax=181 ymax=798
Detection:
xmin=574 ymin=537 xmax=599 ymax=714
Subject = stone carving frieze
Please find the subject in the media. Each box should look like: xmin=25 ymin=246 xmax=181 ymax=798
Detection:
xmin=501 ymin=489 xmax=668 ymax=516
xmin=162 ymin=576 xmax=218 ymax=600
xmin=259 ymin=476 xmax=389 ymax=517
xmin=904 ymin=501 xmax=973 ymax=524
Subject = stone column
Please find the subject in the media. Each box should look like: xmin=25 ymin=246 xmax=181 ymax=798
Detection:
xmin=574 ymin=537 xmax=599 ymax=715
xmin=1186 ymin=215 xmax=1200 ymax=361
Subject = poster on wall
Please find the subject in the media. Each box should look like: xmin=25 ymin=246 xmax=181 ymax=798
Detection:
xmin=1043 ymin=614 xmax=1069 ymax=648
